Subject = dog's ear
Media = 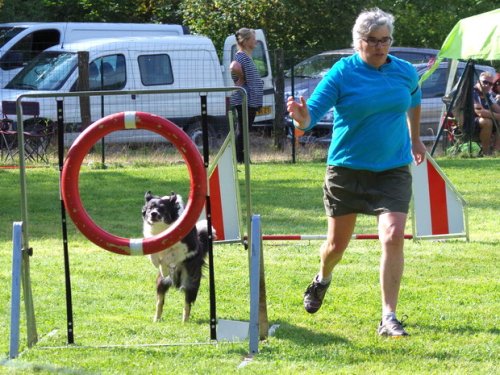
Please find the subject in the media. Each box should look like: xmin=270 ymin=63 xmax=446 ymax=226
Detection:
xmin=175 ymin=194 xmax=185 ymax=213
xmin=170 ymin=192 xmax=177 ymax=204
xmin=145 ymin=191 xmax=153 ymax=202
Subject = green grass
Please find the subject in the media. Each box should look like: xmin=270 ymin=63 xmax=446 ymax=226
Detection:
xmin=0 ymin=157 xmax=499 ymax=374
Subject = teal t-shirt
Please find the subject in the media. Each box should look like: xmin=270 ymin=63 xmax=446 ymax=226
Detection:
xmin=303 ymin=53 xmax=421 ymax=171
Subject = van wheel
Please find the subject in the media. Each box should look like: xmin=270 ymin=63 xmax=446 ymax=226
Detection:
xmin=185 ymin=122 xmax=220 ymax=150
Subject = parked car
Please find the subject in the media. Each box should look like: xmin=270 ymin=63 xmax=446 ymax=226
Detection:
xmin=285 ymin=47 xmax=439 ymax=106
xmin=285 ymin=48 xmax=495 ymax=143
xmin=285 ymin=47 xmax=439 ymax=143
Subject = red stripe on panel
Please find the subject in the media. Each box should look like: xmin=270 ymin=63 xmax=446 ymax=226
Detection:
xmin=209 ymin=166 xmax=225 ymax=240
xmin=426 ymin=161 xmax=449 ymax=234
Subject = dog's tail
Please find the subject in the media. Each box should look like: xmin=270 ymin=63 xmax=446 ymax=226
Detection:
xmin=196 ymin=219 xmax=216 ymax=255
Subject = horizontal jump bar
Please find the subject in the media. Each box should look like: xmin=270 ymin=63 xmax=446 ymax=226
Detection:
xmin=260 ymin=234 xmax=413 ymax=241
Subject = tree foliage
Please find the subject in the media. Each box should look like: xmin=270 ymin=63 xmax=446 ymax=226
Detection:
xmin=180 ymin=0 xmax=367 ymax=59
xmin=0 ymin=0 xmax=498 ymax=62
xmin=377 ymin=0 xmax=499 ymax=48
xmin=0 ymin=0 xmax=183 ymax=24
xmin=0 ymin=0 xmax=51 ymax=21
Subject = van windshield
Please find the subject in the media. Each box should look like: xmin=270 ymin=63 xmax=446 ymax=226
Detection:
xmin=6 ymin=51 xmax=77 ymax=90
xmin=0 ymin=26 xmax=26 ymax=48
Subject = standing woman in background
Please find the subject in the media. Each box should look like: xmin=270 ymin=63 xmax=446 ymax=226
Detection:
xmin=230 ymin=28 xmax=264 ymax=163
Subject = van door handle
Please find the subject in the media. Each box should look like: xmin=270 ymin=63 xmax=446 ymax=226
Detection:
xmin=131 ymin=94 xmax=136 ymax=100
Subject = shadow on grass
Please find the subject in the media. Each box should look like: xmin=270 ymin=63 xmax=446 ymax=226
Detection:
xmin=1 ymin=357 xmax=93 ymax=375
xmin=271 ymin=322 xmax=350 ymax=346
xmin=416 ymin=323 xmax=499 ymax=336
xmin=466 ymin=240 xmax=500 ymax=246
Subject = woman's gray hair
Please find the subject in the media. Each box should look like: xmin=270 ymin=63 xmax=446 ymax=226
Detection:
xmin=235 ymin=28 xmax=255 ymax=46
xmin=352 ymin=8 xmax=394 ymax=50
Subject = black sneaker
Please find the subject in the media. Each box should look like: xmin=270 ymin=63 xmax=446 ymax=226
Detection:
xmin=377 ymin=316 xmax=409 ymax=337
xmin=303 ymin=275 xmax=330 ymax=314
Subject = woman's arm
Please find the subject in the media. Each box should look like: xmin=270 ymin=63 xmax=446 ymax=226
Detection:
xmin=407 ymin=105 xmax=426 ymax=165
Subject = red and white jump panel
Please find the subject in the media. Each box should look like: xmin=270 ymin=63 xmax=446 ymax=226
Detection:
xmin=207 ymin=144 xmax=467 ymax=242
xmin=205 ymin=136 xmax=242 ymax=242
xmin=410 ymin=154 xmax=468 ymax=240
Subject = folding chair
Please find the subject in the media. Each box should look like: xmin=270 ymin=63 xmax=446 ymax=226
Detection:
xmin=433 ymin=60 xmax=481 ymax=156
xmin=1 ymin=123 xmax=18 ymax=161
xmin=1 ymin=101 xmax=20 ymax=161
xmin=23 ymin=117 xmax=56 ymax=163
xmin=1 ymin=100 xmax=55 ymax=163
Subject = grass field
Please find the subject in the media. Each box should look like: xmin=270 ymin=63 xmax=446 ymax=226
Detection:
xmin=0 ymin=154 xmax=498 ymax=374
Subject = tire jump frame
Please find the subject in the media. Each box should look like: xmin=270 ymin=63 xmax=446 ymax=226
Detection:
xmin=61 ymin=111 xmax=207 ymax=256
xmin=10 ymin=87 xmax=267 ymax=359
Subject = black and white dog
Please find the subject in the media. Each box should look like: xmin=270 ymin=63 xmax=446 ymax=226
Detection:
xmin=142 ymin=191 xmax=212 ymax=322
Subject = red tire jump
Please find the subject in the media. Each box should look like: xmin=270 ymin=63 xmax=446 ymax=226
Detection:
xmin=61 ymin=111 xmax=207 ymax=256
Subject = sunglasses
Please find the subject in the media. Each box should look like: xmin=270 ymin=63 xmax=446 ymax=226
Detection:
xmin=480 ymin=80 xmax=493 ymax=86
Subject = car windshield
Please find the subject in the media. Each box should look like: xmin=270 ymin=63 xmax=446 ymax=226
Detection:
xmin=5 ymin=51 xmax=77 ymax=90
xmin=285 ymin=53 xmax=349 ymax=79
xmin=418 ymin=65 xmax=475 ymax=99
xmin=287 ymin=49 xmax=437 ymax=80
xmin=0 ymin=26 xmax=26 ymax=48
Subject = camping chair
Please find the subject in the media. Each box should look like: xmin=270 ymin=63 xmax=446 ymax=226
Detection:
xmin=23 ymin=116 xmax=56 ymax=163
xmin=1 ymin=119 xmax=18 ymax=162
xmin=432 ymin=60 xmax=481 ymax=156
xmin=1 ymin=101 xmax=20 ymax=161
xmin=1 ymin=100 xmax=55 ymax=163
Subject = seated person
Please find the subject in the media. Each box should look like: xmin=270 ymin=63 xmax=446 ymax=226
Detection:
xmin=473 ymin=72 xmax=500 ymax=155
xmin=492 ymin=73 xmax=500 ymax=104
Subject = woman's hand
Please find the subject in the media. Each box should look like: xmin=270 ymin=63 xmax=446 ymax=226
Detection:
xmin=287 ymin=96 xmax=310 ymax=129
xmin=411 ymin=138 xmax=427 ymax=165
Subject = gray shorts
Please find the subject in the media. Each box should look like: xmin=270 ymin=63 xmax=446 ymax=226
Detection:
xmin=323 ymin=165 xmax=412 ymax=217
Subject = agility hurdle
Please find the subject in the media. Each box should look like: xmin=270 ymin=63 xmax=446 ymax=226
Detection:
xmin=238 ymin=153 xmax=468 ymax=243
xmin=9 ymin=87 xmax=268 ymax=357
xmin=7 ymin=97 xmax=39 ymax=358
xmin=9 ymin=221 xmax=37 ymax=359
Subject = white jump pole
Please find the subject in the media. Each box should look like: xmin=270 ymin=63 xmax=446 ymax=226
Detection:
xmin=9 ymin=222 xmax=23 ymax=359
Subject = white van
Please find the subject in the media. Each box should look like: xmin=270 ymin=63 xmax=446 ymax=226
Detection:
xmin=1 ymin=32 xmax=272 ymax=143
xmin=0 ymin=22 xmax=187 ymax=87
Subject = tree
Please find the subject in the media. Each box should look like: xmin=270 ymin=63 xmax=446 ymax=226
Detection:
xmin=378 ymin=0 xmax=500 ymax=48
xmin=1 ymin=0 xmax=498 ymax=63
xmin=0 ymin=0 xmax=183 ymax=23
xmin=180 ymin=0 xmax=373 ymax=65
xmin=0 ymin=0 xmax=50 ymax=22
